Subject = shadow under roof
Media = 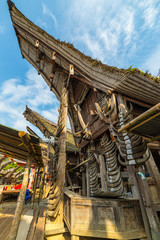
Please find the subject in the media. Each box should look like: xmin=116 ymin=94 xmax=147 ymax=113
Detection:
xmin=118 ymin=103 xmax=160 ymax=138
xmin=0 ymin=124 xmax=43 ymax=166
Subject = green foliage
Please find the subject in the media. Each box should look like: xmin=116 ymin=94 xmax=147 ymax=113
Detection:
xmin=3 ymin=162 xmax=17 ymax=170
xmin=127 ymin=65 xmax=160 ymax=83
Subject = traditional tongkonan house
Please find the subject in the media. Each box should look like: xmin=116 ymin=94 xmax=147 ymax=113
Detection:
xmin=7 ymin=0 xmax=160 ymax=239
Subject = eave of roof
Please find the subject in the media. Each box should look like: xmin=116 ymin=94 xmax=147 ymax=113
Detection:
xmin=23 ymin=106 xmax=79 ymax=152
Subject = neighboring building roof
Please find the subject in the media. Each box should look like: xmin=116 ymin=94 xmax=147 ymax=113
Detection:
xmin=8 ymin=0 xmax=160 ymax=106
xmin=118 ymin=102 xmax=160 ymax=138
xmin=0 ymin=124 xmax=43 ymax=166
xmin=23 ymin=106 xmax=79 ymax=152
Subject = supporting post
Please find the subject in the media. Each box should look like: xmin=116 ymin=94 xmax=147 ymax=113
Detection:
xmin=145 ymin=150 xmax=160 ymax=198
xmin=86 ymin=162 xmax=90 ymax=197
xmin=47 ymin=84 xmax=68 ymax=228
xmin=38 ymin=171 xmax=44 ymax=203
xmin=7 ymin=155 xmax=31 ymax=240
xmin=31 ymin=167 xmax=40 ymax=209
xmin=82 ymin=170 xmax=86 ymax=196
xmin=99 ymin=155 xmax=107 ymax=192
xmin=66 ymin=170 xmax=75 ymax=192
xmin=136 ymin=166 xmax=160 ymax=237
xmin=55 ymin=86 xmax=68 ymax=225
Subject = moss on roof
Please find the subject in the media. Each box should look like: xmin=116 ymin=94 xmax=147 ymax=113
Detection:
xmin=8 ymin=0 xmax=160 ymax=85
xmin=24 ymin=107 xmax=79 ymax=152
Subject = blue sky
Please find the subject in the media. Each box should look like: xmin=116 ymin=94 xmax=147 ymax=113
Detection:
xmin=0 ymin=0 xmax=160 ymax=136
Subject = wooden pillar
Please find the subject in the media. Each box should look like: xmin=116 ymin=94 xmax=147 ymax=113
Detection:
xmin=7 ymin=155 xmax=31 ymax=240
xmin=31 ymin=167 xmax=40 ymax=209
xmin=47 ymin=85 xmax=68 ymax=226
xmin=66 ymin=170 xmax=75 ymax=192
xmin=86 ymin=162 xmax=90 ymax=197
xmin=145 ymin=150 xmax=160 ymax=198
xmin=82 ymin=170 xmax=86 ymax=196
xmin=56 ymin=86 xmax=68 ymax=225
xmin=99 ymin=155 xmax=107 ymax=192
xmin=136 ymin=166 xmax=160 ymax=236
xmin=38 ymin=171 xmax=44 ymax=203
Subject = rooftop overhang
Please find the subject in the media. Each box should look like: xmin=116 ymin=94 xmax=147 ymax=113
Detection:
xmin=118 ymin=102 xmax=160 ymax=140
xmin=0 ymin=124 xmax=43 ymax=166
xmin=23 ymin=106 xmax=79 ymax=152
xmin=8 ymin=0 xmax=160 ymax=106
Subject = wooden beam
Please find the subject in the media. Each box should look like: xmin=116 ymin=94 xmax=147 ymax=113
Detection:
xmin=66 ymin=170 xmax=75 ymax=192
xmin=99 ymin=155 xmax=107 ymax=192
xmin=136 ymin=166 xmax=160 ymax=237
xmin=82 ymin=171 xmax=86 ymax=196
xmin=38 ymin=171 xmax=44 ymax=203
xmin=86 ymin=162 xmax=90 ymax=197
xmin=55 ymin=86 xmax=68 ymax=224
xmin=47 ymin=84 xmax=68 ymax=226
xmin=31 ymin=167 xmax=40 ymax=209
xmin=145 ymin=151 xmax=160 ymax=199
xmin=7 ymin=155 xmax=31 ymax=240
xmin=68 ymin=158 xmax=90 ymax=172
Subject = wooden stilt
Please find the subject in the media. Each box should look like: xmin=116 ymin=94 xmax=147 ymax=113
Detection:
xmin=31 ymin=167 xmax=40 ymax=209
xmin=38 ymin=171 xmax=44 ymax=203
xmin=55 ymin=86 xmax=68 ymax=225
xmin=7 ymin=155 xmax=31 ymax=240
xmin=66 ymin=170 xmax=75 ymax=192
xmin=99 ymin=155 xmax=107 ymax=192
xmin=82 ymin=170 xmax=86 ymax=196
xmin=145 ymin=150 xmax=160 ymax=198
xmin=86 ymin=162 xmax=90 ymax=197
xmin=47 ymin=84 xmax=68 ymax=227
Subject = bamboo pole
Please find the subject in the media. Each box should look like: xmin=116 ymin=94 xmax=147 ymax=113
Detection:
xmin=68 ymin=158 xmax=90 ymax=172
xmin=118 ymin=102 xmax=160 ymax=133
xmin=7 ymin=155 xmax=31 ymax=240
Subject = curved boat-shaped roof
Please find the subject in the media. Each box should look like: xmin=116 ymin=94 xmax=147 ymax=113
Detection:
xmin=8 ymin=0 xmax=160 ymax=106
xmin=23 ymin=106 xmax=79 ymax=152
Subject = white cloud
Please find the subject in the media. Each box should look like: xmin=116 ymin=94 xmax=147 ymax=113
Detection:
xmin=36 ymin=19 xmax=48 ymax=29
xmin=67 ymin=0 xmax=136 ymax=67
xmin=136 ymin=0 xmax=159 ymax=30
xmin=0 ymin=68 xmax=59 ymax=133
xmin=79 ymin=33 xmax=105 ymax=61
xmin=41 ymin=109 xmax=59 ymax=124
xmin=42 ymin=3 xmax=57 ymax=28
